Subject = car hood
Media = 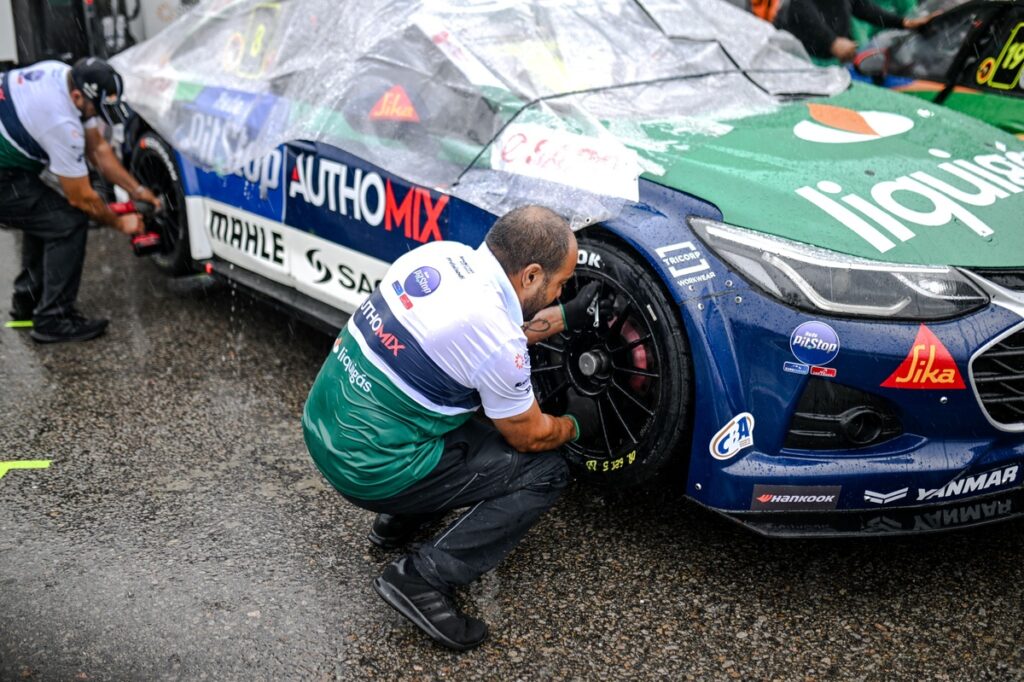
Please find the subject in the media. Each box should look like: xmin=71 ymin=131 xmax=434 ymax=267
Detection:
xmin=644 ymin=83 xmax=1024 ymax=268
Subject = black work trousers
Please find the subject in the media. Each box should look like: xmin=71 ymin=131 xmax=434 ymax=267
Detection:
xmin=345 ymin=419 xmax=570 ymax=593
xmin=0 ymin=169 xmax=90 ymax=322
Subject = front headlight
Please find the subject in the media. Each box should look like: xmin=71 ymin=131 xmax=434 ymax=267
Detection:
xmin=690 ymin=218 xmax=989 ymax=320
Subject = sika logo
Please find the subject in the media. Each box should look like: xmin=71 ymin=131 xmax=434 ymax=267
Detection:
xmin=370 ymin=85 xmax=420 ymax=122
xmin=881 ymin=325 xmax=965 ymax=390
xmin=793 ymin=104 xmax=914 ymax=144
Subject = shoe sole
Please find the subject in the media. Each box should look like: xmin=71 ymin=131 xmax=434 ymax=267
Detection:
xmin=30 ymin=326 xmax=107 ymax=344
xmin=372 ymin=577 xmax=485 ymax=652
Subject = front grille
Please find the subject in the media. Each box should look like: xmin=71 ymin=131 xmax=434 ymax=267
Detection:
xmin=971 ymin=268 xmax=1024 ymax=292
xmin=972 ymin=327 xmax=1024 ymax=428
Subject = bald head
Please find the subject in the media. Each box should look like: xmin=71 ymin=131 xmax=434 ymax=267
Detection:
xmin=484 ymin=205 xmax=574 ymax=278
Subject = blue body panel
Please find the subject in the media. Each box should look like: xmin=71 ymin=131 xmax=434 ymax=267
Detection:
xmin=170 ymin=127 xmax=1024 ymax=524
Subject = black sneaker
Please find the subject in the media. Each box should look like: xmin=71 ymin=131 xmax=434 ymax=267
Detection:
xmin=373 ymin=556 xmax=488 ymax=651
xmin=368 ymin=513 xmax=443 ymax=550
xmin=30 ymin=315 xmax=108 ymax=344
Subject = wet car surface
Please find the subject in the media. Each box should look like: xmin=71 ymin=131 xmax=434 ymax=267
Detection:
xmin=1 ymin=228 xmax=1023 ymax=680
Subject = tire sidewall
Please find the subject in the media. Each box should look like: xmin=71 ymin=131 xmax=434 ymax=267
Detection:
xmin=562 ymin=232 xmax=693 ymax=487
xmin=131 ymin=133 xmax=192 ymax=275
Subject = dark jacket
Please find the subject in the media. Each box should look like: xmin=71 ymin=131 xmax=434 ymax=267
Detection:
xmin=775 ymin=0 xmax=906 ymax=58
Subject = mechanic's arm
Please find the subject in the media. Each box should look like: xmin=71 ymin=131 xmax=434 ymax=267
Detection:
xmin=492 ymin=400 xmax=577 ymax=453
xmin=522 ymin=305 xmax=565 ymax=345
xmin=523 ymin=281 xmax=606 ymax=345
xmin=58 ymin=174 xmax=142 ymax=235
xmin=84 ymin=126 xmax=161 ymax=208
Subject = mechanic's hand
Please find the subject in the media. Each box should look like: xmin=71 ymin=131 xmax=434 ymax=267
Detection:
xmin=131 ymin=185 xmax=162 ymax=212
xmin=561 ymin=281 xmax=612 ymax=331
xmin=114 ymin=213 xmax=145 ymax=236
xmin=565 ymin=397 xmax=601 ymax=442
xmin=830 ymin=37 xmax=858 ymax=62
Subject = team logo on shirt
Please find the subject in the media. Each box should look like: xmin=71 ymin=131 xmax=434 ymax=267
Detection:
xmin=404 ymin=266 xmax=441 ymax=297
xmin=391 ymin=281 xmax=414 ymax=309
xmin=514 ymin=353 xmax=527 ymax=370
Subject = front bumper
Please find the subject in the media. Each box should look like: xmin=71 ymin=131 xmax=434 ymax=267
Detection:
xmin=685 ymin=265 xmax=1024 ymax=520
xmin=710 ymin=485 xmax=1024 ymax=538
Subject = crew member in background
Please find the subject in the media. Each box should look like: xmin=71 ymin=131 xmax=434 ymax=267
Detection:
xmin=775 ymin=0 xmax=930 ymax=63
xmin=303 ymin=206 xmax=604 ymax=651
xmin=0 ymin=57 xmax=158 ymax=343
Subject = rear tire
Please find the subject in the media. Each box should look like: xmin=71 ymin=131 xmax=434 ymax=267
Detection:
xmin=530 ymin=231 xmax=693 ymax=487
xmin=129 ymin=133 xmax=193 ymax=275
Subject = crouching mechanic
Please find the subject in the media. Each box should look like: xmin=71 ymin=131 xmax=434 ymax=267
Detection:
xmin=0 ymin=57 xmax=158 ymax=343
xmin=303 ymin=205 xmax=605 ymax=651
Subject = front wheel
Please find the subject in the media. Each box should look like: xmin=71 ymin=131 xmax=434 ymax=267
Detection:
xmin=129 ymin=133 xmax=193 ymax=275
xmin=530 ymin=232 xmax=693 ymax=487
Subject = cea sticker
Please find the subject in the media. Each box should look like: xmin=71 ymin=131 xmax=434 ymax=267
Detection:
xmin=790 ymin=321 xmax=840 ymax=366
xmin=710 ymin=412 xmax=755 ymax=460
xmin=404 ymin=266 xmax=441 ymax=297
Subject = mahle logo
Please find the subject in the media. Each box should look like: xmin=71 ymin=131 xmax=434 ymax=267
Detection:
xmin=794 ymin=104 xmax=914 ymax=144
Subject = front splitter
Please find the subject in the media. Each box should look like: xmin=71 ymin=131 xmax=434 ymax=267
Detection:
xmin=709 ymin=486 xmax=1024 ymax=538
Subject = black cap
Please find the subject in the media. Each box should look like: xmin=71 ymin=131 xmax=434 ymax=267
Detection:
xmin=70 ymin=57 xmax=130 ymax=126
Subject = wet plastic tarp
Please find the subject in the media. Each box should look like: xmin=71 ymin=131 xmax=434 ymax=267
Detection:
xmin=112 ymin=0 xmax=848 ymax=226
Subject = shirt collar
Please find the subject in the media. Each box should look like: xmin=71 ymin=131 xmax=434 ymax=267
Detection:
xmin=476 ymin=242 xmax=524 ymax=326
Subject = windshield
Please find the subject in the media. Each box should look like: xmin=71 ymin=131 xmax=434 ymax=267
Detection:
xmin=113 ymin=0 xmax=849 ymax=225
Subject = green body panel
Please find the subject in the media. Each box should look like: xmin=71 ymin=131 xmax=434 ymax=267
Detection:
xmin=901 ymin=87 xmax=1024 ymax=137
xmin=644 ymin=82 xmax=1024 ymax=267
xmin=301 ymin=330 xmax=471 ymax=500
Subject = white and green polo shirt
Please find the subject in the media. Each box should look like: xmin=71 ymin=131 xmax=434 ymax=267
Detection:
xmin=302 ymin=241 xmax=535 ymax=500
xmin=0 ymin=61 xmax=96 ymax=176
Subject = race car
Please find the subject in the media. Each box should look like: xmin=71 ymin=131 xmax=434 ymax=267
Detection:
xmin=853 ymin=0 xmax=1024 ymax=137
xmin=113 ymin=0 xmax=1024 ymax=536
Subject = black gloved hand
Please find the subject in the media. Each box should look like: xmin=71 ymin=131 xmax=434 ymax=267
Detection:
xmin=565 ymin=396 xmax=602 ymax=442
xmin=561 ymin=281 xmax=611 ymax=332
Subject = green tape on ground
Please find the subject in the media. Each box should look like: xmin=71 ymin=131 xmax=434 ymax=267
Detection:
xmin=0 ymin=460 xmax=52 ymax=480
xmin=4 ymin=320 xmax=33 ymax=329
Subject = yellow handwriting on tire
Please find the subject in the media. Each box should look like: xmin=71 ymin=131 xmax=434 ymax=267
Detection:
xmin=585 ymin=450 xmax=638 ymax=472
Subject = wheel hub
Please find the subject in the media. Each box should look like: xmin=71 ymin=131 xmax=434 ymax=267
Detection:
xmin=578 ymin=349 xmax=610 ymax=378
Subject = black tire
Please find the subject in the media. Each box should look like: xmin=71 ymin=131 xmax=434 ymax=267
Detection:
xmin=129 ymin=133 xmax=193 ymax=275
xmin=530 ymin=231 xmax=693 ymax=487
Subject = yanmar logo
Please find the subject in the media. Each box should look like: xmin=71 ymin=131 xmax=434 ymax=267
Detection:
xmin=917 ymin=465 xmax=1018 ymax=502
xmin=358 ymin=298 xmax=405 ymax=357
xmin=288 ymin=154 xmax=447 ymax=243
xmin=796 ymin=138 xmax=1024 ymax=254
xmin=794 ymin=104 xmax=914 ymax=144
xmin=881 ymin=325 xmax=965 ymax=390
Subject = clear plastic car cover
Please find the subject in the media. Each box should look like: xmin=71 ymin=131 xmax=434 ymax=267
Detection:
xmin=112 ymin=0 xmax=848 ymax=227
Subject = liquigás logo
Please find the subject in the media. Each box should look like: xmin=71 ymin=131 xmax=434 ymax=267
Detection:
xmin=793 ymin=104 xmax=914 ymax=144
xmin=796 ymin=138 xmax=1024 ymax=255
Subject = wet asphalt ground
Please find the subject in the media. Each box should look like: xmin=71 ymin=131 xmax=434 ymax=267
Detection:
xmin=1 ymin=227 xmax=1023 ymax=681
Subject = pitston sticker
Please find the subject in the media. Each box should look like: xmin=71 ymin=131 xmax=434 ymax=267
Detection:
xmin=794 ymin=104 xmax=915 ymax=144
xmin=369 ymin=85 xmax=420 ymax=122
xmin=709 ymin=412 xmax=755 ymax=461
xmin=881 ymin=324 xmax=965 ymax=390
xmin=790 ymin=321 xmax=840 ymax=366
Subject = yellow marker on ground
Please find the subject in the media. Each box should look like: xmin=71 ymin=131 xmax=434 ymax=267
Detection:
xmin=4 ymin=320 xmax=33 ymax=329
xmin=0 ymin=460 xmax=52 ymax=480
